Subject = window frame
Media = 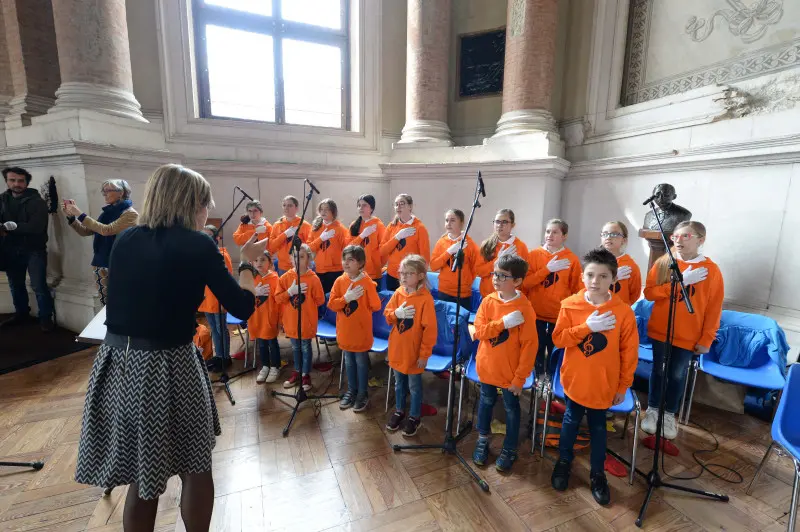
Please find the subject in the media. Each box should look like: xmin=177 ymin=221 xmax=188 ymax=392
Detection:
xmin=192 ymin=0 xmax=351 ymax=130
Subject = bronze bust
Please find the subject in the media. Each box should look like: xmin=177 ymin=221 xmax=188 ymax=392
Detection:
xmin=643 ymin=184 xmax=692 ymax=233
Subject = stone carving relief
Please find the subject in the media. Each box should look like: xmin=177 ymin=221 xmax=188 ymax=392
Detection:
xmin=686 ymin=0 xmax=784 ymax=44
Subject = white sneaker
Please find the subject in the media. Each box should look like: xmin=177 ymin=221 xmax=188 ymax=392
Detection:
xmin=256 ymin=366 xmax=270 ymax=384
xmin=663 ymin=412 xmax=678 ymax=440
xmin=640 ymin=408 xmax=657 ymax=435
xmin=265 ymin=367 xmax=280 ymax=383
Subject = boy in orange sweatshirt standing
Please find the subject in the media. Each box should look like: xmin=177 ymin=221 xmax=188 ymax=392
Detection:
xmin=250 ymin=250 xmax=283 ymax=384
xmin=270 ymin=195 xmax=312 ymax=275
xmin=471 ymin=254 xmax=538 ymax=472
xmin=550 ymin=248 xmax=638 ymax=506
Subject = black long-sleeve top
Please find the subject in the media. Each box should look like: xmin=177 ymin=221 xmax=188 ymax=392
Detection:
xmin=105 ymin=225 xmax=255 ymax=347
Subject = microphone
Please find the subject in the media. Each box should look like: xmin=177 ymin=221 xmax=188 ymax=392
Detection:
xmin=642 ymin=194 xmax=657 ymax=206
xmin=478 ymin=172 xmax=486 ymax=197
xmin=305 ymin=179 xmax=320 ymax=195
xmin=235 ymin=186 xmax=253 ymax=201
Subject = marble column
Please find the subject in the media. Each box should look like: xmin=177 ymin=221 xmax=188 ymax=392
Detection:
xmin=397 ymin=0 xmax=453 ymax=146
xmin=493 ymin=0 xmax=559 ymax=137
xmin=49 ymin=0 xmax=145 ymax=122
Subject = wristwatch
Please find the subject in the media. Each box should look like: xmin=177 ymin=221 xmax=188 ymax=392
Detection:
xmin=238 ymin=262 xmax=257 ymax=276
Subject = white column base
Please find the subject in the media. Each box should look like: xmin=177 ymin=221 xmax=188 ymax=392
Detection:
xmin=395 ymin=119 xmax=453 ymax=147
xmin=6 ymin=94 xmax=55 ymax=124
xmin=492 ymin=109 xmax=558 ymax=137
xmin=50 ymin=82 xmax=147 ymax=123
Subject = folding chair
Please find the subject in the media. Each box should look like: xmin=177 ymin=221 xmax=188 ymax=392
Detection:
xmin=226 ymin=312 xmax=251 ymax=367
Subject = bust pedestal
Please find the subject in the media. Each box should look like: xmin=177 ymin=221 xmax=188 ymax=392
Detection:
xmin=638 ymin=229 xmax=672 ymax=271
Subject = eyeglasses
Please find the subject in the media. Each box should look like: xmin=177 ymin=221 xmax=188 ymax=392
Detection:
xmin=670 ymin=233 xmax=697 ymax=241
xmin=398 ymin=271 xmax=416 ymax=278
xmin=101 ymin=188 xmax=120 ymax=195
xmin=493 ymin=220 xmax=511 ymax=226
xmin=491 ymin=271 xmax=513 ymax=281
xmin=395 ymin=202 xmax=408 ymax=208
xmin=601 ymin=232 xmax=624 ymax=239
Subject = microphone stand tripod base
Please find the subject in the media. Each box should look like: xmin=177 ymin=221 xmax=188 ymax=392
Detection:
xmin=271 ymin=386 xmax=339 ymax=438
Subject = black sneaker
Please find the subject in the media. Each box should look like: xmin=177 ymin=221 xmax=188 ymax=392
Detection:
xmin=551 ymin=459 xmax=571 ymax=491
xmin=352 ymin=395 xmax=369 ymax=413
xmin=402 ymin=417 xmax=421 ymax=437
xmin=590 ymin=473 xmax=611 ymax=506
xmin=339 ymin=391 xmax=355 ymax=410
xmin=386 ymin=411 xmax=405 ymax=432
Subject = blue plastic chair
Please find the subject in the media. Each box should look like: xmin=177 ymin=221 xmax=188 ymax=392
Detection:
xmin=747 ymin=364 xmax=799 ymax=532
xmin=469 ymin=277 xmax=481 ymax=324
xmin=540 ymin=349 xmax=641 ymax=485
xmin=426 ymin=272 xmax=440 ymax=299
xmin=226 ymin=312 xmax=252 ymax=368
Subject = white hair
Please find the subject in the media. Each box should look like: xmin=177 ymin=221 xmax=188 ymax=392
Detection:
xmin=102 ymin=179 xmax=132 ymax=200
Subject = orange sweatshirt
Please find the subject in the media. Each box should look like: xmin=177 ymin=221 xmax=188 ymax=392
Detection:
xmin=232 ymin=219 xmax=272 ymax=247
xmin=474 ymin=237 xmax=530 ymax=297
xmin=384 ymin=286 xmax=437 ymax=375
xmin=193 ymin=323 xmax=214 ymax=361
xmin=275 ymin=268 xmax=325 ymax=339
xmin=198 ymin=247 xmax=233 ymax=314
xmin=430 ymin=234 xmax=479 ymax=298
xmin=248 ymin=271 xmax=282 ymax=340
xmin=553 ymin=290 xmax=639 ymax=410
xmin=269 ymin=217 xmax=312 ymax=271
xmin=612 ymin=254 xmax=642 ymax=305
xmin=524 ymin=247 xmax=583 ymax=323
xmin=328 ymin=273 xmax=382 ymax=352
xmin=379 ymin=216 xmax=431 ymax=278
xmin=473 ymin=292 xmax=539 ymax=389
xmin=308 ymin=220 xmax=348 ymax=273
xmin=644 ymin=255 xmax=724 ymax=351
xmin=346 ymin=217 xmax=386 ymax=280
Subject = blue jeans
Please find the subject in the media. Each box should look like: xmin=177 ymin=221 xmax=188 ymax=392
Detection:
xmin=5 ymin=249 xmax=53 ymax=321
xmin=535 ymin=320 xmax=556 ymax=377
xmin=204 ymin=312 xmax=230 ymax=360
xmin=385 ymin=275 xmax=400 ymax=291
xmin=648 ymin=339 xmax=695 ymax=414
xmin=290 ymin=338 xmax=313 ymax=374
xmin=394 ymin=371 xmax=422 ymax=418
xmin=560 ymin=395 xmax=607 ymax=475
xmin=437 ymin=292 xmax=473 ymax=312
xmin=344 ymin=350 xmax=369 ymax=399
xmin=257 ymin=338 xmax=281 ymax=368
xmin=477 ymin=383 xmax=521 ymax=451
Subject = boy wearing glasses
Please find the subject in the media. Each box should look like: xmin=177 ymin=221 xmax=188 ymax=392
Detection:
xmin=471 ymin=254 xmax=538 ymax=472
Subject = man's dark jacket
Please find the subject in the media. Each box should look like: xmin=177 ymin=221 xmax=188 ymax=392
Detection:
xmin=0 ymin=188 xmax=49 ymax=253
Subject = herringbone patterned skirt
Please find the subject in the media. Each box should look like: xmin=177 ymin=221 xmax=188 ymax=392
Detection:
xmin=75 ymin=342 xmax=221 ymax=499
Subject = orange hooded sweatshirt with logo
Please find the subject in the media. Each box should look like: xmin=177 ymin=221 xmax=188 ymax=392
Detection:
xmin=384 ymin=286 xmax=437 ymax=375
xmin=346 ymin=217 xmax=386 ymax=280
xmin=309 ymin=220 xmax=348 ymax=274
xmin=524 ymin=247 xmax=583 ymax=323
xmin=553 ymin=290 xmax=639 ymax=410
xmin=612 ymin=253 xmax=642 ymax=305
xmin=193 ymin=323 xmax=213 ymax=361
xmin=474 ymin=292 xmax=539 ymax=390
xmin=474 ymin=236 xmax=530 ymax=297
xmin=232 ymin=219 xmax=272 ymax=247
xmin=379 ymin=216 xmax=431 ymax=278
xmin=430 ymin=234 xmax=479 ymax=299
xmin=248 ymin=271 xmax=282 ymax=340
xmin=328 ymin=273 xmax=382 ymax=352
xmin=198 ymin=247 xmax=233 ymax=313
xmin=644 ymin=255 xmax=724 ymax=351
xmin=269 ymin=217 xmax=312 ymax=271
xmin=274 ymin=268 xmax=325 ymax=339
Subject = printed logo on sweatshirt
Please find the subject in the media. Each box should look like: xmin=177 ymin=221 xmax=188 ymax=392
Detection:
xmin=363 ymin=236 xmax=370 ymax=246
xmin=678 ymin=285 xmax=696 ymax=303
xmin=612 ymin=281 xmax=622 ymax=293
xmin=290 ymin=293 xmax=306 ymax=309
xmin=489 ymin=329 xmax=510 ymax=348
xmin=579 ymin=332 xmax=608 ymax=357
xmin=396 ymin=238 xmax=407 ymax=251
xmin=344 ymin=300 xmax=358 ymax=317
xmin=320 ymin=240 xmax=331 ymax=252
xmin=256 ymin=295 xmax=268 ymax=306
xmin=543 ymin=272 xmax=559 ymax=288
xmin=397 ymin=317 xmax=414 ymax=334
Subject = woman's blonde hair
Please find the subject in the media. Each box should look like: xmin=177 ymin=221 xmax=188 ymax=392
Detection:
xmin=653 ymin=221 xmax=707 ymax=285
xmin=399 ymin=254 xmax=428 ymax=290
xmin=293 ymin=243 xmax=315 ymax=266
xmin=139 ymin=164 xmax=213 ymax=229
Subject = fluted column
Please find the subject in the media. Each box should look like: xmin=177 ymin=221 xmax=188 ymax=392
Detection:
xmin=397 ymin=0 xmax=453 ymax=146
xmin=493 ymin=0 xmax=558 ymax=137
xmin=49 ymin=0 xmax=145 ymax=122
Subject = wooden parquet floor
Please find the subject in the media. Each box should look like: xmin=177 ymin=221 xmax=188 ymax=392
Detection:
xmin=0 ymin=345 xmax=795 ymax=532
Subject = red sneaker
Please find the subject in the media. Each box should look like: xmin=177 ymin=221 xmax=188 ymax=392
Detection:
xmin=302 ymin=374 xmax=312 ymax=392
xmin=230 ymin=350 xmax=245 ymax=361
xmin=283 ymin=370 xmax=300 ymax=389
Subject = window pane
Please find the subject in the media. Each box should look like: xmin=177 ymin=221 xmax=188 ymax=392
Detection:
xmin=283 ymin=39 xmax=342 ymax=128
xmin=205 ymin=25 xmax=275 ymax=122
xmin=204 ymin=0 xmax=272 ymax=16
xmin=282 ymin=0 xmax=341 ymax=30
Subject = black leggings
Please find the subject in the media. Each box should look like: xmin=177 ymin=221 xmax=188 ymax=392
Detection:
xmin=318 ymin=271 xmax=343 ymax=294
xmin=535 ymin=319 xmax=556 ymax=378
xmin=385 ymin=275 xmax=400 ymax=291
xmin=437 ymin=292 xmax=473 ymax=312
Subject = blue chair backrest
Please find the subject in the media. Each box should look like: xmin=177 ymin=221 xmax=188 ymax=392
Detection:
xmin=432 ymin=300 xmax=473 ymax=362
xmin=373 ymin=290 xmax=394 ymax=339
xmin=470 ymin=276 xmax=482 ymax=311
xmin=426 ymin=272 xmax=440 ymax=299
xmin=776 ymin=364 xmax=800 ymax=445
xmin=632 ymin=299 xmax=654 ymax=345
xmin=322 ymin=293 xmax=336 ymax=325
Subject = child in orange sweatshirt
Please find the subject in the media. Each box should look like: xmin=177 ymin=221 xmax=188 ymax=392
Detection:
xmin=379 ymin=194 xmax=430 ymax=291
xmin=198 ymin=225 xmax=233 ymax=371
xmin=384 ymin=254 xmax=437 ymax=437
xmin=430 ymin=209 xmax=479 ymax=310
xmin=328 ymin=245 xmax=382 ymax=412
xmin=250 ymin=250 xmax=283 ymax=384
xmin=309 ymin=198 xmax=348 ymax=294
xmin=524 ymin=219 xmax=582 ymax=377
xmin=347 ymin=194 xmax=386 ymax=283
xmin=551 ymin=248 xmax=638 ymax=506
xmin=475 ymin=209 xmax=530 ymax=298
xmin=233 ymin=200 xmax=272 ymax=247
xmin=275 ymin=243 xmax=325 ymax=392
xmin=471 ymin=254 xmax=538 ymax=472
xmin=642 ymin=221 xmax=723 ymax=441
xmin=601 ymin=221 xmax=642 ymax=305
xmin=270 ymin=195 xmax=312 ymax=275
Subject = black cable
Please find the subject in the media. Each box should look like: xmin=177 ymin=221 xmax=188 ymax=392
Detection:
xmin=659 ymin=418 xmax=744 ymax=484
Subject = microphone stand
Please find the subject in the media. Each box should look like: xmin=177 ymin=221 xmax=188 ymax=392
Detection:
xmin=271 ymin=181 xmax=338 ymax=437
xmin=392 ymin=172 xmax=490 ymax=493
xmin=606 ymin=199 xmax=727 ymax=527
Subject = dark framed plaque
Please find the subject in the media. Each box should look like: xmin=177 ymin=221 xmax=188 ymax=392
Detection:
xmin=457 ymin=27 xmax=505 ymax=99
